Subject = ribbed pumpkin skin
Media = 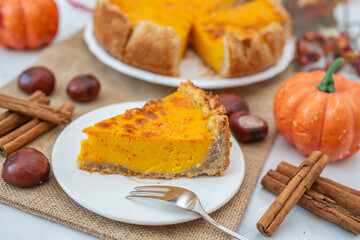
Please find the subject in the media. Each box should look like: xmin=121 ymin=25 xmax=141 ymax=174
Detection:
xmin=274 ymin=71 xmax=360 ymax=162
xmin=0 ymin=0 xmax=58 ymax=50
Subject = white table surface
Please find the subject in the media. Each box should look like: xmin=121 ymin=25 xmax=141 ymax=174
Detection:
xmin=0 ymin=1 xmax=359 ymax=239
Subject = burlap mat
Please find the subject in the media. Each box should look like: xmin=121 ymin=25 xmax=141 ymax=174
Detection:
xmin=0 ymin=31 xmax=295 ymax=239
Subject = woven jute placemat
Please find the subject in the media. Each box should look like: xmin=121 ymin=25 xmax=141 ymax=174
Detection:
xmin=0 ymin=31 xmax=295 ymax=239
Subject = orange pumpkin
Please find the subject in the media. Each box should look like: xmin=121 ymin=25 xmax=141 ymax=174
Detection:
xmin=274 ymin=59 xmax=360 ymax=162
xmin=0 ymin=0 xmax=58 ymax=50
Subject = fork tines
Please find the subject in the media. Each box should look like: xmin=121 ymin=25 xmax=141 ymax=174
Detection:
xmin=126 ymin=185 xmax=170 ymax=200
xmin=134 ymin=185 xmax=171 ymax=191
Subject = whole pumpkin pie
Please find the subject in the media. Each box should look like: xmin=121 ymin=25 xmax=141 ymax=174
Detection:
xmin=77 ymin=81 xmax=231 ymax=179
xmin=93 ymin=0 xmax=290 ymax=78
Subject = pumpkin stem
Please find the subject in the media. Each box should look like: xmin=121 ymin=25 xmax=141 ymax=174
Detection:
xmin=316 ymin=58 xmax=343 ymax=93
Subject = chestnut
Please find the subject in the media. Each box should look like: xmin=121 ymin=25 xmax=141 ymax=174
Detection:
xmin=218 ymin=93 xmax=249 ymax=117
xmin=229 ymin=110 xmax=268 ymax=142
xmin=1 ymin=147 xmax=50 ymax=188
xmin=67 ymin=74 xmax=100 ymax=102
xmin=18 ymin=67 xmax=55 ymax=95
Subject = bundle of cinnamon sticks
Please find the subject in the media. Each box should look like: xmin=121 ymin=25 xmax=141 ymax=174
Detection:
xmin=0 ymin=91 xmax=75 ymax=156
xmin=257 ymin=151 xmax=360 ymax=236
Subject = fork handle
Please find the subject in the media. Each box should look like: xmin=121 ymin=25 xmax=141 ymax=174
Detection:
xmin=193 ymin=201 xmax=250 ymax=240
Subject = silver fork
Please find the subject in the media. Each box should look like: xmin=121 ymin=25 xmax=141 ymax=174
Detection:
xmin=126 ymin=185 xmax=249 ymax=240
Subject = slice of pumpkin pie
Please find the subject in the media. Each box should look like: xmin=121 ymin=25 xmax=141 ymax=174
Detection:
xmin=77 ymin=81 xmax=231 ymax=179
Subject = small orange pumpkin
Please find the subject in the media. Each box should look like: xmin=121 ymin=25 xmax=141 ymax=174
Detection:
xmin=0 ymin=0 xmax=58 ymax=50
xmin=274 ymin=58 xmax=360 ymax=161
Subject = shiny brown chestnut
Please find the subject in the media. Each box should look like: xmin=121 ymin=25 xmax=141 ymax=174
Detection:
xmin=218 ymin=93 xmax=249 ymax=117
xmin=67 ymin=74 xmax=100 ymax=102
xmin=229 ymin=110 xmax=268 ymax=142
xmin=18 ymin=67 xmax=55 ymax=95
xmin=1 ymin=147 xmax=50 ymax=188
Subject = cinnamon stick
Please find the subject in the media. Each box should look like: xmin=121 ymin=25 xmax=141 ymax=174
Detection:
xmin=261 ymin=170 xmax=360 ymax=235
xmin=0 ymin=102 xmax=75 ymax=156
xmin=257 ymin=151 xmax=329 ymax=236
xmin=0 ymin=119 xmax=42 ymax=147
xmin=0 ymin=93 xmax=71 ymax=125
xmin=276 ymin=161 xmax=360 ymax=216
xmin=320 ymin=177 xmax=360 ymax=197
xmin=0 ymin=111 xmax=11 ymax=121
xmin=0 ymin=91 xmax=50 ymax=137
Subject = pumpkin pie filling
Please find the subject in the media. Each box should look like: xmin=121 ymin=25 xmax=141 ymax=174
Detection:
xmin=77 ymin=81 xmax=231 ymax=178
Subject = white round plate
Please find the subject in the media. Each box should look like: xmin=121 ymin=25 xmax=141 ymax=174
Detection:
xmin=84 ymin=22 xmax=295 ymax=89
xmin=52 ymin=101 xmax=245 ymax=225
